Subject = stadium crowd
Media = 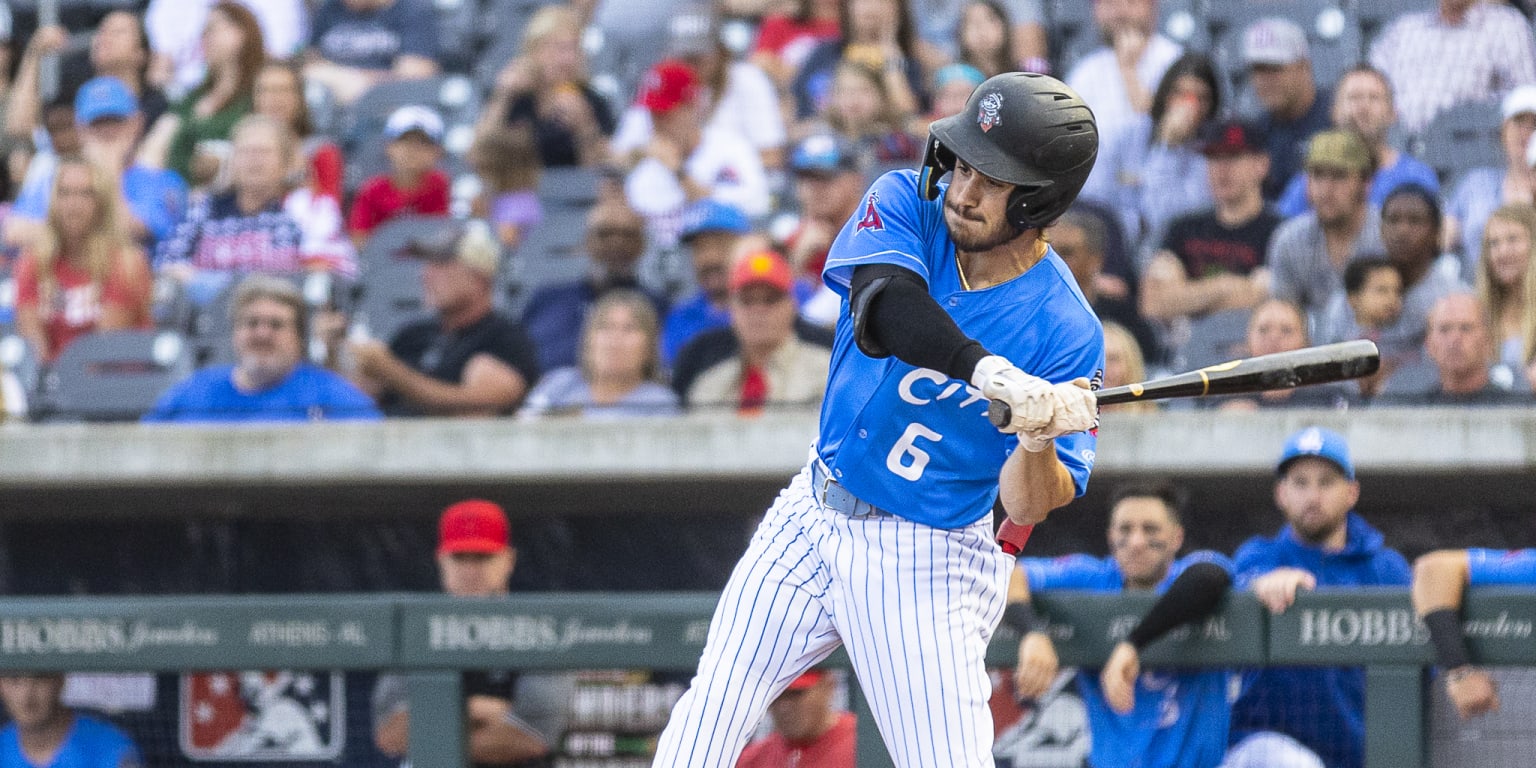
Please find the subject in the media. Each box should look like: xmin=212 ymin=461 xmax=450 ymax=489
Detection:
xmin=0 ymin=0 xmax=1534 ymax=767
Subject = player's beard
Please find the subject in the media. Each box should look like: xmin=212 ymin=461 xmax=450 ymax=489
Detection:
xmin=944 ymin=203 xmax=1023 ymax=253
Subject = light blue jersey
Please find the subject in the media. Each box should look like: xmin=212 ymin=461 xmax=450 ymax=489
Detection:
xmin=0 ymin=714 xmax=140 ymax=768
xmin=816 ymin=170 xmax=1105 ymax=529
xmin=1468 ymin=548 xmax=1536 ymax=585
xmin=1022 ymin=551 xmax=1237 ymax=768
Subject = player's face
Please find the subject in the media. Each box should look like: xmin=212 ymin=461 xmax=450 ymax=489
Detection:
xmin=0 ymin=675 xmax=65 ymax=730
xmin=944 ymin=161 xmax=1020 ymax=253
xmin=233 ymin=297 xmax=304 ymax=379
xmin=438 ymin=550 xmax=515 ymax=597
xmin=1108 ymin=497 xmax=1183 ymax=590
xmin=1275 ymin=458 xmax=1358 ymax=546
xmin=767 ymin=679 xmax=836 ymax=742
xmin=1484 ymin=216 xmax=1532 ymax=290
xmin=1304 ymin=165 xmax=1367 ymax=228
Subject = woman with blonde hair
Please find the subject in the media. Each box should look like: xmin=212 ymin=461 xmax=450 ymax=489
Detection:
xmin=479 ymin=5 xmax=615 ymax=167
xmin=1474 ymin=204 xmax=1536 ymax=378
xmin=1101 ymin=321 xmax=1154 ymax=414
xmin=520 ymin=290 xmax=680 ymax=419
xmin=14 ymin=157 xmax=152 ymax=362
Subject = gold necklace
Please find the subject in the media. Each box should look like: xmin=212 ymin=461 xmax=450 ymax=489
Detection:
xmin=956 ymin=239 xmax=1046 ymax=291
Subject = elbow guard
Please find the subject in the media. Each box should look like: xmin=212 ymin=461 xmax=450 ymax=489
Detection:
xmin=850 ymin=273 xmax=895 ymax=359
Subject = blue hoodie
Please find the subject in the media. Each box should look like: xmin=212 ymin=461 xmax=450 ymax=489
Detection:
xmin=1228 ymin=512 xmax=1410 ymax=768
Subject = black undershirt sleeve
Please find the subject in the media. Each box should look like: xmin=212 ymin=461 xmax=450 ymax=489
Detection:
xmin=1125 ymin=562 xmax=1232 ymax=650
xmin=850 ymin=263 xmax=990 ymax=380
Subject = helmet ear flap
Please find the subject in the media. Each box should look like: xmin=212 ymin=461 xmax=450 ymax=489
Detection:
xmin=919 ymin=137 xmax=956 ymax=201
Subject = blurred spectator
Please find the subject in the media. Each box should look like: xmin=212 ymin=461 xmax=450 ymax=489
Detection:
xmin=1064 ymin=0 xmax=1182 ymax=178
xmin=14 ymin=157 xmax=152 ymax=363
xmin=611 ymin=7 xmax=787 ymax=170
xmin=1376 ymin=292 xmax=1530 ymax=406
xmin=468 ymin=127 xmax=542 ymax=251
xmin=6 ymin=10 xmax=168 ymax=141
xmin=623 ymin=60 xmax=770 ymax=246
xmin=521 ymin=200 xmax=666 ymax=372
xmin=1101 ymin=321 xmax=1154 ymax=414
xmin=8 ymin=77 xmax=188 ymax=250
xmin=911 ymin=63 xmax=986 ymax=137
xmin=662 ymin=200 xmax=751 ymax=365
xmin=1475 ymin=204 xmax=1536 ymax=373
xmin=751 ymin=0 xmax=841 ymax=90
xmin=1052 ymin=208 xmax=1157 ymax=360
xmin=1214 ymin=298 xmax=1351 ymax=411
xmin=1369 ymin=0 xmax=1536 ymax=135
xmin=138 ymin=1 xmax=264 ymax=186
xmin=304 ymin=0 xmax=439 ymax=106
xmin=144 ymin=274 xmax=379 ymax=422
xmin=254 ymin=61 xmax=344 ymax=204
xmin=1011 ymin=481 xmax=1238 ymax=768
xmin=807 ymin=61 xmax=921 ymax=164
xmin=521 ymin=290 xmax=681 ymax=419
xmin=1315 ymin=257 xmax=1404 ymax=397
xmin=1268 ymin=130 xmax=1382 ymax=323
xmin=0 ymin=673 xmax=142 ymax=768
xmin=1141 ymin=120 xmax=1276 ymax=329
xmin=347 ymin=220 xmax=539 ymax=417
xmin=954 ymin=0 xmax=1012 ymax=78
xmin=372 ymin=500 xmax=571 ymax=767
xmin=684 ymin=249 xmax=831 ymax=411
xmin=1243 ymin=17 xmax=1331 ymax=203
xmin=1371 ymin=184 xmax=1468 ymax=355
xmin=478 ymin=5 xmax=615 ymax=168
xmin=1446 ymin=86 xmax=1536 ymax=276
xmin=3 ymin=103 xmax=82 ymax=249
xmin=783 ymin=134 xmax=867 ymax=283
xmin=1082 ymin=52 xmax=1219 ymax=243
xmin=146 ymin=0 xmax=309 ymax=98
xmin=348 ymin=105 xmax=449 ymax=246
xmin=1275 ymin=65 xmax=1439 ymax=220
xmin=791 ymin=0 xmax=925 ymax=121
xmin=1226 ymin=427 xmax=1410 ymax=768
xmin=156 ymin=115 xmax=356 ymax=278
xmin=736 ymin=669 xmax=854 ymax=768
xmin=923 ymin=0 xmax=1048 ymax=74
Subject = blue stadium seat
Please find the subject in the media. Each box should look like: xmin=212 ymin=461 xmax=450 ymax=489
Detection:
xmin=1411 ymin=100 xmax=1503 ymax=184
xmin=33 ymin=330 xmax=193 ymax=422
xmin=500 ymin=205 xmax=592 ymax=316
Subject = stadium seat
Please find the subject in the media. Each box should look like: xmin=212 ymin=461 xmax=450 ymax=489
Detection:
xmin=33 ymin=330 xmax=193 ymax=422
xmin=1411 ymin=100 xmax=1503 ymax=184
xmin=353 ymin=256 xmax=430 ymax=344
xmin=500 ymin=205 xmax=592 ymax=315
xmin=1179 ymin=307 xmax=1252 ymax=371
xmin=339 ymin=76 xmax=481 ymax=152
xmin=538 ymin=167 xmax=602 ymax=209
xmin=432 ymin=0 xmax=478 ymax=74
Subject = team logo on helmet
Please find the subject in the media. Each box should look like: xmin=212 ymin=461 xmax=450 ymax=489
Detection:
xmin=977 ymin=92 xmax=1003 ymax=133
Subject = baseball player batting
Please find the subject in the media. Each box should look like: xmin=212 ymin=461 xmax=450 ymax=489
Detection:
xmin=652 ymin=72 xmax=1104 ymax=767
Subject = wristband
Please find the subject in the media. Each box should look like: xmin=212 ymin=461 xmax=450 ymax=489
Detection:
xmin=1001 ymin=602 xmax=1046 ymax=635
xmin=1424 ymin=609 xmax=1471 ymax=670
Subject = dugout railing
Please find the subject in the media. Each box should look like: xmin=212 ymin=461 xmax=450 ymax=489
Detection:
xmin=0 ymin=589 xmax=1528 ymax=767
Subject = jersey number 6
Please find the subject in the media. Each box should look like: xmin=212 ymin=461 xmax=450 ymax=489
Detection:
xmin=887 ymin=423 xmax=943 ymax=481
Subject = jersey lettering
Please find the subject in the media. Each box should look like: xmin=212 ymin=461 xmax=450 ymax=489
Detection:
xmin=855 ymin=192 xmax=885 ymax=234
xmin=886 ymin=422 xmax=942 ymax=481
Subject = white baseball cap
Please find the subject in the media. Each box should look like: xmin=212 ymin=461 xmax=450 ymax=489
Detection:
xmin=384 ymin=105 xmax=445 ymax=143
xmin=1243 ymin=17 xmax=1310 ymax=67
xmin=1503 ymin=85 xmax=1536 ymax=121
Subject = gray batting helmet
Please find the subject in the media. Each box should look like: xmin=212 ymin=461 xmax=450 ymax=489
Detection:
xmin=919 ymin=72 xmax=1098 ymax=230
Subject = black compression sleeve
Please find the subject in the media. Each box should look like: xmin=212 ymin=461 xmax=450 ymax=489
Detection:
xmin=1424 ymin=609 xmax=1472 ymax=669
xmin=851 ymin=264 xmax=990 ymax=380
xmin=1126 ymin=562 xmax=1232 ymax=650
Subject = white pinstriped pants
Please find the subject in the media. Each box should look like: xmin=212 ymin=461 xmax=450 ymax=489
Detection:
xmin=652 ymin=464 xmax=1015 ymax=767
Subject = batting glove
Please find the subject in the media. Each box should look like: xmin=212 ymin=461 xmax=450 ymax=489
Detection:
xmin=1023 ymin=378 xmax=1099 ymax=443
xmin=972 ymin=355 xmax=1053 ymax=434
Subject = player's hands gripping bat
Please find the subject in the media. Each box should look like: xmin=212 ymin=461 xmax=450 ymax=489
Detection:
xmin=971 ymin=355 xmax=1054 ymax=432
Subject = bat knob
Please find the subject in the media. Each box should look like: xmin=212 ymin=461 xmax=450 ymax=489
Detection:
xmin=987 ymin=399 xmax=1012 ymax=429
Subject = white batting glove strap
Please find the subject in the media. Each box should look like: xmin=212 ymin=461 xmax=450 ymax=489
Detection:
xmin=1019 ymin=433 xmax=1054 ymax=452
xmin=972 ymin=355 xmax=1054 ymax=433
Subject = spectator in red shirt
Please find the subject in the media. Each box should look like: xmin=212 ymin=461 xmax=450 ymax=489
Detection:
xmin=348 ymin=105 xmax=449 ymax=246
xmin=736 ymin=670 xmax=854 ymax=768
xmin=14 ymin=157 xmax=152 ymax=362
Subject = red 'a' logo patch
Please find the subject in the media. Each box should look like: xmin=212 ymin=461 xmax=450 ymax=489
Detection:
xmin=855 ymin=192 xmax=884 ymax=234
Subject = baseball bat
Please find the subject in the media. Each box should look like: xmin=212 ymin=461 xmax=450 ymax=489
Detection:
xmin=992 ymin=340 xmax=1379 ymax=555
xmin=987 ymin=340 xmax=1381 ymax=428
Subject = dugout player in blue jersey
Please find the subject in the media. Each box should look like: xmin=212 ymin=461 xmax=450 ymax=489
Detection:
xmin=1008 ymin=481 xmax=1239 ymax=768
xmin=0 ymin=673 xmax=141 ymax=768
xmin=652 ymin=73 xmax=1106 ymax=768
xmin=1412 ymin=545 xmax=1536 ymax=719
xmin=1226 ymin=427 xmax=1411 ymax=768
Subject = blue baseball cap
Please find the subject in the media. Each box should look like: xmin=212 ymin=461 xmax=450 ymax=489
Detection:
xmin=790 ymin=133 xmax=863 ymax=176
xmin=1277 ymin=426 xmax=1354 ymax=480
xmin=75 ymin=76 xmax=138 ymax=124
xmin=679 ymin=200 xmax=750 ymax=242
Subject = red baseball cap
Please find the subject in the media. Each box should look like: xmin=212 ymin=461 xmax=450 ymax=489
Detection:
xmin=438 ymin=500 xmax=511 ymax=555
xmin=729 ymin=250 xmax=794 ymax=294
xmin=784 ymin=670 xmax=827 ymax=691
xmin=637 ymin=59 xmax=700 ymax=115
